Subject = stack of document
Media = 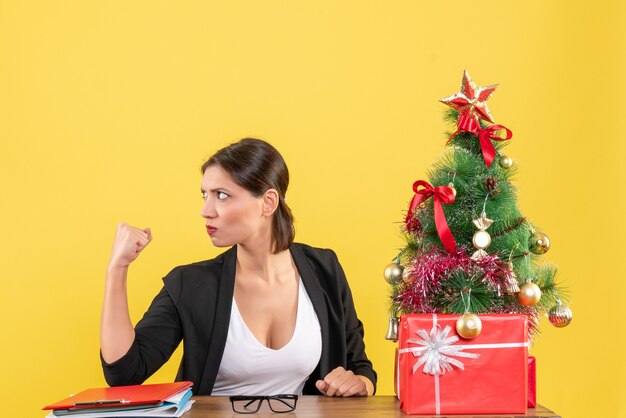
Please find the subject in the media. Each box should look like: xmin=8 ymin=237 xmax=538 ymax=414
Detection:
xmin=42 ymin=382 xmax=194 ymax=418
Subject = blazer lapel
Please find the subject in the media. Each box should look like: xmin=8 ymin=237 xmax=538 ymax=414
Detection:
xmin=290 ymin=244 xmax=330 ymax=376
xmin=197 ymin=245 xmax=237 ymax=394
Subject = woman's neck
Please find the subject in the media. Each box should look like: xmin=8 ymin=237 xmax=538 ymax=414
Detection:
xmin=236 ymin=242 xmax=293 ymax=283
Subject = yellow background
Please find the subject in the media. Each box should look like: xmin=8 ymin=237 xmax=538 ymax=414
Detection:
xmin=1 ymin=1 xmax=624 ymax=417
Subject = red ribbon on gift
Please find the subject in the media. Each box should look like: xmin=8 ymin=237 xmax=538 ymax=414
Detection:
xmin=406 ymin=180 xmax=456 ymax=253
xmin=448 ymin=113 xmax=513 ymax=167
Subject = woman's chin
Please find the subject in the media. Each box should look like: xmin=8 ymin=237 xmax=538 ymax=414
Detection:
xmin=208 ymin=237 xmax=235 ymax=248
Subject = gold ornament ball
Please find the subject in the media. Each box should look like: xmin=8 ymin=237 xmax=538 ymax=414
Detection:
xmin=518 ymin=282 xmax=542 ymax=306
xmin=447 ymin=182 xmax=457 ymax=198
xmin=529 ymin=232 xmax=550 ymax=254
xmin=383 ymin=262 xmax=404 ymax=284
xmin=456 ymin=313 xmax=482 ymax=339
xmin=499 ymin=155 xmax=513 ymax=169
xmin=472 ymin=230 xmax=492 ymax=250
xmin=548 ymin=304 xmax=573 ymax=328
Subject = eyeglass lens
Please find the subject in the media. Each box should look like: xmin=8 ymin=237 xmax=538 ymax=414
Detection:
xmin=231 ymin=398 xmax=262 ymax=413
xmin=268 ymin=396 xmax=296 ymax=412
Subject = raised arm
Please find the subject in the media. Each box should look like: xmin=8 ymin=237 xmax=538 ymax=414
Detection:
xmin=100 ymin=222 xmax=152 ymax=363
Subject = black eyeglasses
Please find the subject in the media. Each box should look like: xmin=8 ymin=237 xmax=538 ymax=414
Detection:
xmin=229 ymin=394 xmax=298 ymax=414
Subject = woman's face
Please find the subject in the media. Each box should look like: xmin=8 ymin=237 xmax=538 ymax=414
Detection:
xmin=200 ymin=165 xmax=270 ymax=248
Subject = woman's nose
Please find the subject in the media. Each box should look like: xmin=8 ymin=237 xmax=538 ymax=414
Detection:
xmin=200 ymin=199 xmax=217 ymax=218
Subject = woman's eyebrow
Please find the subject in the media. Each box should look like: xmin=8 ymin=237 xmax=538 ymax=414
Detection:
xmin=200 ymin=187 xmax=233 ymax=193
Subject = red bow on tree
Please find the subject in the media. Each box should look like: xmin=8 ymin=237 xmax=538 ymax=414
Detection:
xmin=405 ymin=180 xmax=457 ymax=253
xmin=477 ymin=124 xmax=513 ymax=167
xmin=448 ymin=113 xmax=513 ymax=167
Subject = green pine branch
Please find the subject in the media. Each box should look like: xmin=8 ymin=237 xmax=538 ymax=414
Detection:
xmin=435 ymin=269 xmax=496 ymax=314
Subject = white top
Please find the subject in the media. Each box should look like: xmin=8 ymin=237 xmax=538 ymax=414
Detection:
xmin=211 ymin=278 xmax=322 ymax=396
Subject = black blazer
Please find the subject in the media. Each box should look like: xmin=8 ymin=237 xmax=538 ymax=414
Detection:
xmin=101 ymin=243 xmax=377 ymax=395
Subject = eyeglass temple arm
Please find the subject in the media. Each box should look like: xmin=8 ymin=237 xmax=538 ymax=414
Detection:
xmin=243 ymin=399 xmax=259 ymax=408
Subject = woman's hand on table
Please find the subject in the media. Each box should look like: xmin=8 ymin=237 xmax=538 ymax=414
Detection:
xmin=315 ymin=367 xmax=374 ymax=397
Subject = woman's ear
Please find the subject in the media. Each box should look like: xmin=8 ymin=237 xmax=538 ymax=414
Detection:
xmin=262 ymin=189 xmax=280 ymax=217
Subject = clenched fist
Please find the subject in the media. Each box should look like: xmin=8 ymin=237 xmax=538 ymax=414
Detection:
xmin=315 ymin=367 xmax=370 ymax=397
xmin=108 ymin=222 xmax=152 ymax=269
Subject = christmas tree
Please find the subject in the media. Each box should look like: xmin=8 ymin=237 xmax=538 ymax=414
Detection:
xmin=385 ymin=71 xmax=572 ymax=341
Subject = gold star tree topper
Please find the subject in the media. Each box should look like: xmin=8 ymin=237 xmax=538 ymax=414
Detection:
xmin=440 ymin=70 xmax=499 ymax=123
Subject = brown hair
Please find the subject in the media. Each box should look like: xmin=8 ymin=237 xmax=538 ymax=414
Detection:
xmin=201 ymin=138 xmax=295 ymax=253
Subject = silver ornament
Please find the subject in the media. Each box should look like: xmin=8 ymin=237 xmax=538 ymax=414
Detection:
xmin=385 ymin=316 xmax=400 ymax=341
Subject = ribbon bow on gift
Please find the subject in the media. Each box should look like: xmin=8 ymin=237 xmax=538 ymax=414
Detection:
xmin=448 ymin=113 xmax=513 ymax=168
xmin=407 ymin=325 xmax=479 ymax=376
xmin=405 ymin=180 xmax=456 ymax=253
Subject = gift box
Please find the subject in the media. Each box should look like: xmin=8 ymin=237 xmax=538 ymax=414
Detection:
xmin=528 ymin=356 xmax=536 ymax=407
xmin=398 ymin=314 xmax=528 ymax=415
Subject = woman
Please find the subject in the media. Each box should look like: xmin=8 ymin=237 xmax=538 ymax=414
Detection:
xmin=100 ymin=138 xmax=376 ymax=397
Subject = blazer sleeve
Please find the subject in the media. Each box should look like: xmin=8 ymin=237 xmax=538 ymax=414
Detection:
xmin=101 ymin=273 xmax=183 ymax=386
xmin=328 ymin=249 xmax=378 ymax=392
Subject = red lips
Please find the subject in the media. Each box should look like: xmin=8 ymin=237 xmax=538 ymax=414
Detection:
xmin=206 ymin=225 xmax=217 ymax=236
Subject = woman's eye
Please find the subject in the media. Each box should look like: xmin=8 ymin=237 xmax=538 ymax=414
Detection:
xmin=217 ymin=191 xmax=229 ymax=200
xmin=201 ymin=191 xmax=208 ymax=200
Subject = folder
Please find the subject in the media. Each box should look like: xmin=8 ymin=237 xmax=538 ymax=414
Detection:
xmin=43 ymin=381 xmax=193 ymax=413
